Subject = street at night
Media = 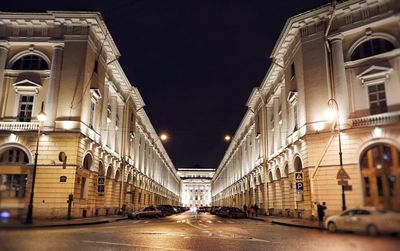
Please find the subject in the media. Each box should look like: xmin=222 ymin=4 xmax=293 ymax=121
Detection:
xmin=1 ymin=212 xmax=399 ymax=251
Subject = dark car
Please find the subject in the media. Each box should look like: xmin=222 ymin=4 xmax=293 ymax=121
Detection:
xmin=156 ymin=205 xmax=176 ymax=216
xmin=223 ymin=207 xmax=246 ymax=218
xmin=210 ymin=206 xmax=221 ymax=214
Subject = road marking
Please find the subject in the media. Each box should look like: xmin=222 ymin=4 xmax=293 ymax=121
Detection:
xmin=227 ymin=220 xmax=235 ymax=224
xmin=217 ymin=220 xmax=223 ymax=223
xmin=82 ymin=240 xmax=191 ymax=251
xmin=144 ymin=221 xmax=149 ymax=224
xmin=206 ymin=220 xmax=213 ymax=224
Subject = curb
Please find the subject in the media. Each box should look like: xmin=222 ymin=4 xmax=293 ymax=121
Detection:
xmin=247 ymin=217 xmax=266 ymax=222
xmin=0 ymin=217 xmax=128 ymax=230
xmin=270 ymin=220 xmax=321 ymax=230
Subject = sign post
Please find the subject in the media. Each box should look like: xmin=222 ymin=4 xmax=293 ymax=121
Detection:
xmin=336 ymin=167 xmax=351 ymax=211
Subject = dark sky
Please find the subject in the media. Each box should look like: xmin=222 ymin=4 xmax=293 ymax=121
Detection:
xmin=2 ymin=0 xmax=330 ymax=168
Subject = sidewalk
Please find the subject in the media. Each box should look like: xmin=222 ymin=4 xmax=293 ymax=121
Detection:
xmin=247 ymin=215 xmax=321 ymax=229
xmin=0 ymin=215 xmax=128 ymax=230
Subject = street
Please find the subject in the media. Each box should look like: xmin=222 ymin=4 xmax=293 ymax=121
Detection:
xmin=1 ymin=212 xmax=399 ymax=251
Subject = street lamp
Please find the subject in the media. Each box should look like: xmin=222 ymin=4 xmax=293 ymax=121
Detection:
xmin=160 ymin=133 xmax=168 ymax=142
xmin=26 ymin=101 xmax=47 ymax=224
xmin=224 ymin=135 xmax=231 ymax=142
xmin=327 ymin=98 xmax=346 ymax=211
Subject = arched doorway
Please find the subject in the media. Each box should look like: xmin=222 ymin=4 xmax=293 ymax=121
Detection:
xmin=360 ymin=143 xmax=400 ymax=211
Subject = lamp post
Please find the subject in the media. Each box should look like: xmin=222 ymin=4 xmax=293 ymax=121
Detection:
xmin=26 ymin=102 xmax=47 ymax=224
xmin=328 ymin=98 xmax=346 ymax=211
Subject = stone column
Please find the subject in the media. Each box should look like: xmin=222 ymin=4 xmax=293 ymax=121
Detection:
xmin=331 ymin=35 xmax=349 ymax=120
xmin=0 ymin=41 xmax=10 ymax=117
xmin=44 ymin=44 xmax=64 ymax=128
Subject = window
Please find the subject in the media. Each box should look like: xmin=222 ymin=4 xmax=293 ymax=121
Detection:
xmin=11 ymin=54 xmax=49 ymax=70
xmin=0 ymin=148 xmax=29 ymax=164
xmin=82 ymin=154 xmax=92 ymax=170
xmin=80 ymin=177 xmax=86 ymax=199
xmin=368 ymin=83 xmax=388 ymax=115
xmin=376 ymin=176 xmax=384 ymax=197
xmin=290 ymin=63 xmax=295 ymax=78
xmin=89 ymin=101 xmax=96 ymax=129
xmin=351 ymin=39 xmax=394 ymax=61
xmin=107 ymin=105 xmax=112 ymax=123
xmin=18 ymin=95 xmax=34 ymax=122
xmin=94 ymin=60 xmax=99 ymax=73
xmin=0 ymin=174 xmax=27 ymax=198
xmin=364 ymin=177 xmax=371 ymax=197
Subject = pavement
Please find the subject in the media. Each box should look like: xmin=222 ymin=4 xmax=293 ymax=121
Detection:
xmin=247 ymin=214 xmax=321 ymax=229
xmin=0 ymin=215 xmax=128 ymax=229
xmin=0 ymin=213 xmax=319 ymax=230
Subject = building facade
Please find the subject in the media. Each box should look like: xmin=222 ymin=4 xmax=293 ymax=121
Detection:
xmin=0 ymin=11 xmax=180 ymax=219
xmin=178 ymin=168 xmax=215 ymax=207
xmin=212 ymin=0 xmax=400 ymax=218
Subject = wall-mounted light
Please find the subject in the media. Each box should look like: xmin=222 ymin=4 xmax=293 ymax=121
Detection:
xmin=372 ymin=127 xmax=383 ymax=138
xmin=9 ymin=133 xmax=17 ymax=142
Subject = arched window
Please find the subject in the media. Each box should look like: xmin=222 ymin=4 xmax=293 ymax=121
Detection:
xmin=275 ymin=168 xmax=281 ymax=180
xmin=106 ymin=165 xmax=113 ymax=179
xmin=294 ymin=157 xmax=303 ymax=172
xmin=82 ymin=154 xmax=93 ymax=170
xmin=360 ymin=143 xmax=400 ymax=210
xmin=0 ymin=147 xmax=29 ymax=164
xmin=351 ymin=39 xmax=394 ymax=61
xmin=115 ymin=170 xmax=121 ymax=182
xmin=11 ymin=54 xmax=49 ymax=70
xmin=98 ymin=162 xmax=105 ymax=176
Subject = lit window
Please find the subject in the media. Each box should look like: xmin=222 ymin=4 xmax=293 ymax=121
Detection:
xmin=89 ymin=101 xmax=96 ymax=129
xmin=18 ymin=95 xmax=34 ymax=122
xmin=11 ymin=54 xmax=49 ymax=70
xmin=0 ymin=148 xmax=29 ymax=164
xmin=368 ymin=83 xmax=388 ymax=115
xmin=351 ymin=39 xmax=394 ymax=61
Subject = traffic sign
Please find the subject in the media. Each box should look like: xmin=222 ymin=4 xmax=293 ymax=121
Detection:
xmin=98 ymin=176 xmax=105 ymax=185
xmin=98 ymin=185 xmax=105 ymax=193
xmin=343 ymin=185 xmax=352 ymax=191
xmin=336 ymin=167 xmax=350 ymax=180
xmin=337 ymin=180 xmax=348 ymax=186
xmin=296 ymin=182 xmax=304 ymax=191
xmin=295 ymin=172 xmax=304 ymax=181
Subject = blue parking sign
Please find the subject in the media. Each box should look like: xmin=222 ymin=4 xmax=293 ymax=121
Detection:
xmin=296 ymin=182 xmax=304 ymax=191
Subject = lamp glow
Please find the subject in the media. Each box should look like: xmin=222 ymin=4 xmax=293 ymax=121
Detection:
xmin=224 ymin=135 xmax=231 ymax=141
xmin=160 ymin=134 xmax=168 ymax=141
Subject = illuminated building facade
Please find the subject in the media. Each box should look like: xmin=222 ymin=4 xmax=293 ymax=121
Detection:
xmin=212 ymin=0 xmax=400 ymax=218
xmin=0 ymin=11 xmax=180 ymax=219
xmin=178 ymin=168 xmax=215 ymax=207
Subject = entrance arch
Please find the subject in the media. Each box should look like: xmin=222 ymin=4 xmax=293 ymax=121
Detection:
xmin=359 ymin=143 xmax=400 ymax=211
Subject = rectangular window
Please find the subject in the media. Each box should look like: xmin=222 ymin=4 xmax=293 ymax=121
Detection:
xmin=18 ymin=95 xmax=34 ymax=122
xmin=0 ymin=174 xmax=27 ymax=198
xmin=376 ymin=176 xmax=383 ymax=197
xmin=368 ymin=83 xmax=388 ymax=115
xmin=364 ymin=177 xmax=370 ymax=197
xmin=291 ymin=63 xmax=295 ymax=78
xmin=387 ymin=175 xmax=396 ymax=197
xmin=89 ymin=102 xmax=95 ymax=129
xmin=80 ymin=177 xmax=86 ymax=199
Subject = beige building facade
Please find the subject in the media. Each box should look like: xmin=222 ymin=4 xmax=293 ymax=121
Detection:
xmin=0 ymin=11 xmax=180 ymax=219
xmin=212 ymin=0 xmax=400 ymax=219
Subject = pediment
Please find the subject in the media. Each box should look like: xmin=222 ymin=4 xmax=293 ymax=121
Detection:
xmin=13 ymin=79 xmax=42 ymax=94
xmin=357 ymin=65 xmax=392 ymax=84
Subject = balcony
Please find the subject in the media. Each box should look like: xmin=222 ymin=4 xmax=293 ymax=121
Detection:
xmin=350 ymin=111 xmax=400 ymax=128
xmin=0 ymin=122 xmax=39 ymax=131
xmin=0 ymin=122 xmax=39 ymax=132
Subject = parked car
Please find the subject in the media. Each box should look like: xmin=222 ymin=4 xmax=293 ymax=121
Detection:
xmin=210 ymin=206 xmax=221 ymax=215
xmin=325 ymin=207 xmax=400 ymax=235
xmin=198 ymin=207 xmax=210 ymax=213
xmin=216 ymin=207 xmax=246 ymax=218
xmin=129 ymin=206 xmax=163 ymax=219
xmin=156 ymin=205 xmax=176 ymax=216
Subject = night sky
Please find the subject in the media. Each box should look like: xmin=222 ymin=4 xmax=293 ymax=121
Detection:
xmin=2 ymin=0 xmax=330 ymax=168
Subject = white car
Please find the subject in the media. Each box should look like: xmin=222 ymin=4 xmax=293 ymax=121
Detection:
xmin=129 ymin=206 xmax=163 ymax=219
xmin=325 ymin=207 xmax=400 ymax=235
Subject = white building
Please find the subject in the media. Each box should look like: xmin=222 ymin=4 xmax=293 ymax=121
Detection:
xmin=178 ymin=168 xmax=215 ymax=207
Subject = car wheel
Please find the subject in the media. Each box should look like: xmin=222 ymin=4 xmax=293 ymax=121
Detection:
xmin=367 ymin=224 xmax=379 ymax=236
xmin=328 ymin=222 xmax=337 ymax=233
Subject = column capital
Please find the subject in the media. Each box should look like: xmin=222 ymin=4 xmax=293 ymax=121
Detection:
xmin=0 ymin=41 xmax=10 ymax=50
xmin=51 ymin=43 xmax=65 ymax=50
xmin=329 ymin=33 xmax=344 ymax=42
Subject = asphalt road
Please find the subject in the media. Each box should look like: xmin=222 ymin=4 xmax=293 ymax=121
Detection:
xmin=1 ymin=212 xmax=399 ymax=251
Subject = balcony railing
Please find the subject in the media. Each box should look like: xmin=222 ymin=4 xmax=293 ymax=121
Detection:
xmin=350 ymin=111 xmax=400 ymax=127
xmin=0 ymin=122 xmax=39 ymax=131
